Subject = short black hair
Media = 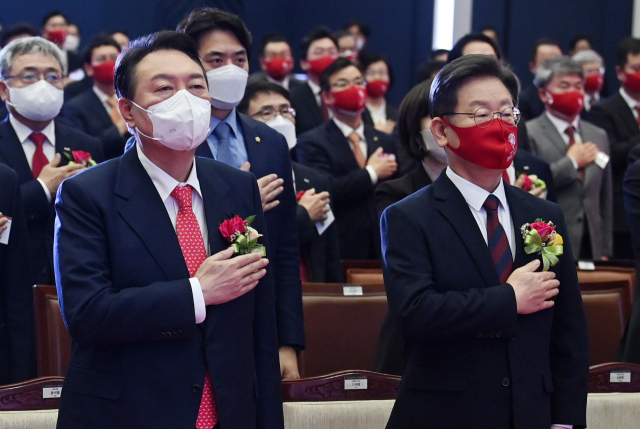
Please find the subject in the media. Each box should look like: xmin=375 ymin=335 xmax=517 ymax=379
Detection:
xmin=238 ymin=81 xmax=291 ymax=115
xmin=398 ymin=79 xmax=433 ymax=161
xmin=299 ymin=27 xmax=337 ymax=60
xmin=343 ymin=20 xmax=371 ymax=39
xmin=82 ymin=34 xmax=121 ymax=65
xmin=616 ymin=37 xmax=640 ymax=68
xmin=114 ymin=30 xmax=205 ymax=100
xmin=360 ymin=52 xmax=394 ymax=89
xmin=480 ymin=26 xmax=498 ymax=34
xmin=333 ymin=30 xmax=354 ymax=43
xmin=259 ymin=33 xmax=290 ymax=58
xmin=1 ymin=23 xmax=38 ymax=47
xmin=177 ymin=7 xmax=252 ymax=61
xmin=319 ymin=57 xmax=361 ymax=93
xmin=109 ymin=29 xmax=130 ymax=39
xmin=529 ymin=38 xmax=562 ymax=63
xmin=429 ymin=54 xmax=518 ymax=119
xmin=417 ymin=60 xmax=446 ymax=82
xmin=447 ymin=33 xmax=502 ymax=63
xmin=42 ymin=10 xmax=68 ymax=28
xmin=430 ymin=49 xmax=449 ymax=61
xmin=569 ymin=34 xmax=592 ymax=52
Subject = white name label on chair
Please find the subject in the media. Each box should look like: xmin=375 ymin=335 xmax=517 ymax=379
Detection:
xmin=344 ymin=377 xmax=368 ymax=390
xmin=343 ymin=285 xmax=363 ymax=296
xmin=578 ymin=261 xmax=596 ymax=270
xmin=610 ymin=372 xmax=631 ymax=383
xmin=43 ymin=386 xmax=62 ymax=398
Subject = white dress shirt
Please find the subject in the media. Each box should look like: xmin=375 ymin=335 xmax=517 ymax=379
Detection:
xmin=307 ymin=79 xmax=322 ymax=107
xmin=620 ymin=87 xmax=640 ymax=121
xmin=366 ymin=100 xmax=387 ymax=125
xmin=267 ymin=74 xmax=290 ymax=90
xmin=92 ymin=85 xmax=117 ymax=115
xmin=545 ymin=111 xmax=581 ymax=170
xmin=9 ymin=114 xmax=56 ymax=202
xmin=136 ymin=142 xmax=207 ymax=324
xmin=584 ymin=92 xmax=600 ymax=111
xmin=332 ymin=117 xmax=378 ymax=184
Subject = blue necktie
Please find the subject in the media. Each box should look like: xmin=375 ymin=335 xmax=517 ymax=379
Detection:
xmin=483 ymin=195 xmax=513 ymax=284
xmin=213 ymin=122 xmax=234 ymax=167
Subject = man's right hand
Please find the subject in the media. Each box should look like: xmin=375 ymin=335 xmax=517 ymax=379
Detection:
xmin=567 ymin=141 xmax=598 ymax=168
xmin=240 ymin=163 xmax=284 ymax=213
xmin=196 ymin=247 xmax=269 ymax=306
xmin=38 ymin=153 xmax=86 ymax=195
xmin=367 ymin=147 xmax=398 ymax=179
xmin=507 ymin=259 xmax=560 ymax=314
xmin=298 ymin=188 xmax=330 ymax=222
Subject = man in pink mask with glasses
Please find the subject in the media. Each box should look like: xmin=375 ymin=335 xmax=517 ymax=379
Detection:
xmin=527 ymin=56 xmax=612 ymax=262
xmin=382 ymin=54 xmax=588 ymax=429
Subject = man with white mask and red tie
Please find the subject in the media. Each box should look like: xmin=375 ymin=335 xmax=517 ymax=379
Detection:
xmin=0 ymin=36 xmax=103 ymax=286
xmin=54 ymin=30 xmax=283 ymax=429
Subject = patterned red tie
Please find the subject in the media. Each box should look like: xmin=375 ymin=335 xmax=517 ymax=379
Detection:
xmin=170 ymin=185 xmax=218 ymax=429
xmin=30 ymin=132 xmax=49 ymax=179
xmin=565 ymin=126 xmax=584 ymax=181
xmin=483 ymin=195 xmax=513 ymax=284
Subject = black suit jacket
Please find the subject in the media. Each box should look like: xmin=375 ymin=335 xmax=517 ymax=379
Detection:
xmin=0 ymin=164 xmax=36 ymax=384
xmin=382 ymin=173 xmax=589 ymax=429
xmin=290 ymin=82 xmax=324 ymax=136
xmin=296 ymin=120 xmax=397 ymax=260
xmin=63 ymin=75 xmax=92 ymax=102
xmin=0 ymin=117 xmax=104 ymax=285
xmin=196 ymin=111 xmax=304 ymax=349
xmin=514 ymin=148 xmax=557 ymax=203
xmin=519 ymin=83 xmax=545 ymax=121
xmin=54 ymin=149 xmax=283 ymax=429
xmin=293 ymin=161 xmax=343 ymax=283
xmin=0 ymin=103 xmax=7 ymax=122
xmin=60 ymin=88 xmax=130 ymax=160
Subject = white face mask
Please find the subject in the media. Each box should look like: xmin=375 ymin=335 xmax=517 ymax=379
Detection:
xmin=206 ymin=65 xmax=248 ymax=109
xmin=131 ymin=89 xmax=211 ymax=151
xmin=420 ymin=129 xmax=447 ymax=164
xmin=6 ymin=80 xmax=64 ymax=121
xmin=266 ymin=114 xmax=297 ymax=150
xmin=63 ymin=35 xmax=80 ymax=52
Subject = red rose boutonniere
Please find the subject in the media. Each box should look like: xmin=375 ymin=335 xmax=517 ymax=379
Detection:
xmin=521 ymin=219 xmax=564 ymax=271
xmin=64 ymin=150 xmax=96 ymax=167
xmin=219 ymin=215 xmax=266 ymax=256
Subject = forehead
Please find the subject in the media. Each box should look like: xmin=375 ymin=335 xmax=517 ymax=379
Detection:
xmin=462 ymin=41 xmax=497 ymax=58
xmin=46 ymin=16 xmax=67 ymax=26
xmin=550 ymin=73 xmax=583 ymax=85
xmin=537 ymin=44 xmax=562 ymax=58
xmin=251 ymin=92 xmax=290 ymax=109
xmin=330 ymin=65 xmax=362 ymax=81
xmin=455 ymin=76 xmax=512 ymax=108
xmin=265 ymin=41 xmax=290 ymax=52
xmin=133 ymin=49 xmax=203 ymax=90
xmin=11 ymin=52 xmax=62 ymax=72
xmin=309 ymin=37 xmax=336 ymax=51
xmin=582 ymin=61 xmax=601 ymax=70
xmin=338 ymin=35 xmax=356 ymax=45
xmin=198 ymin=29 xmax=244 ymax=53
xmin=367 ymin=60 xmax=388 ymax=72
xmin=92 ymin=45 xmax=119 ymax=57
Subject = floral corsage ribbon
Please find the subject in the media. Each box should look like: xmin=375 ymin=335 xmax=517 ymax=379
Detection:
xmin=64 ymin=150 xmax=97 ymax=167
xmin=219 ymin=215 xmax=266 ymax=256
xmin=520 ymin=219 xmax=563 ymax=271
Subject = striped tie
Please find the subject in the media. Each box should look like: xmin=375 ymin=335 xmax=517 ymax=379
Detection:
xmin=483 ymin=195 xmax=513 ymax=284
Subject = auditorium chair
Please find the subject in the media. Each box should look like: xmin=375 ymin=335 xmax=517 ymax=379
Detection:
xmin=581 ymin=288 xmax=627 ymax=366
xmin=341 ymin=260 xmax=382 ymax=281
xmin=33 ymin=285 xmax=72 ymax=377
xmin=585 ymin=362 xmax=640 ymax=429
xmin=0 ymin=376 xmax=63 ymax=428
xmin=577 ymin=264 xmax=635 ymax=319
xmin=345 ymin=268 xmax=384 ymax=286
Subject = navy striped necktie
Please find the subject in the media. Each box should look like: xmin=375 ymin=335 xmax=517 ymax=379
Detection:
xmin=483 ymin=195 xmax=513 ymax=284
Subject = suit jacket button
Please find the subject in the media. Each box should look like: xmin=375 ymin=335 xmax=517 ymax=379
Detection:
xmin=490 ymin=332 xmax=495 ymax=338
xmin=502 ymin=377 xmax=510 ymax=387
xmin=496 ymin=332 xmax=501 ymax=338
xmin=192 ymin=385 xmax=201 ymax=394
xmin=477 ymin=333 xmax=483 ymax=338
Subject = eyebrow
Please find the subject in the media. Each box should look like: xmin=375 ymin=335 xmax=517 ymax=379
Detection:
xmin=150 ymin=73 xmax=205 ymax=81
xmin=205 ymin=49 xmax=247 ymax=57
xmin=21 ymin=66 xmax=61 ymax=73
xmin=468 ymin=98 xmax=513 ymax=108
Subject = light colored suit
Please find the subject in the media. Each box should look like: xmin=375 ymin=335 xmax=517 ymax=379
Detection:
xmin=526 ymin=113 xmax=613 ymax=259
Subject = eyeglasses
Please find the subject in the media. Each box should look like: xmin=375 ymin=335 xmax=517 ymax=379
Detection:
xmin=252 ymin=106 xmax=296 ymax=122
xmin=3 ymin=70 xmax=64 ymax=87
xmin=443 ymin=106 xmax=521 ymax=128
xmin=331 ymin=77 xmax=365 ymax=90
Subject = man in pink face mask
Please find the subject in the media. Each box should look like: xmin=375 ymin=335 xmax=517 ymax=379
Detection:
xmin=527 ymin=56 xmax=612 ymax=262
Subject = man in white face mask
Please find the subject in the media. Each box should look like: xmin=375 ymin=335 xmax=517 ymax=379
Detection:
xmin=0 ymin=36 xmax=103 ymax=285
xmin=179 ymin=7 xmax=305 ymax=381
xmin=54 ymin=30 xmax=283 ymax=429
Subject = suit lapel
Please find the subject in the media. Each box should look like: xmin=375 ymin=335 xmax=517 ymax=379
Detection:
xmin=0 ymin=119 xmax=32 ymax=184
xmin=538 ymin=114 xmax=568 ymax=157
xmin=364 ymin=126 xmax=381 ymax=157
xmin=87 ymin=91 xmax=113 ymax=129
xmin=504 ymin=186 xmax=538 ymax=269
xmin=326 ymin=120 xmax=360 ymax=171
xmin=236 ymin=112 xmax=264 ymax=176
xmin=614 ymin=92 xmax=640 ymax=135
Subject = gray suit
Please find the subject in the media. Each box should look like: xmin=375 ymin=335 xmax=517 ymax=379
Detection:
xmin=527 ymin=113 xmax=613 ymax=259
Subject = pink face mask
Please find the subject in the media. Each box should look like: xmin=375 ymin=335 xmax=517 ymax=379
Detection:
xmin=546 ymin=90 xmax=584 ymax=118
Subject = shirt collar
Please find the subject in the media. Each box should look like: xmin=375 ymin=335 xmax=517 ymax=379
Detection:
xmin=366 ymin=99 xmax=386 ymax=114
xmin=307 ymin=79 xmax=321 ymax=96
xmin=9 ymin=114 xmax=55 ymax=145
xmin=135 ymin=141 xmax=202 ymax=203
xmin=267 ymin=74 xmax=290 ymax=89
xmin=445 ymin=166 xmax=508 ymax=213
xmin=620 ymin=87 xmax=639 ymax=110
xmin=332 ymin=117 xmax=365 ymax=140
xmin=92 ymin=85 xmax=113 ymax=104
xmin=210 ymin=108 xmax=239 ymax=139
xmin=545 ymin=110 xmax=580 ymax=134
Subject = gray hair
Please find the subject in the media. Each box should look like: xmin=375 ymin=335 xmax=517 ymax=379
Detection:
xmin=0 ymin=36 xmax=66 ymax=78
xmin=572 ymin=49 xmax=604 ymax=68
xmin=534 ymin=56 xmax=584 ymax=88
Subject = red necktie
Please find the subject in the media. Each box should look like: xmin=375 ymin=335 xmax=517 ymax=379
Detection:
xmin=483 ymin=195 xmax=513 ymax=284
xmin=565 ymin=126 xmax=584 ymax=181
xmin=349 ymin=132 xmax=366 ymax=168
xmin=170 ymin=185 xmax=218 ymax=429
xmin=30 ymin=133 xmax=49 ymax=179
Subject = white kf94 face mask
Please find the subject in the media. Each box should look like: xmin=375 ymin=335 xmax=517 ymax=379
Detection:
xmin=206 ymin=64 xmax=249 ymax=109
xmin=266 ymin=114 xmax=297 ymax=150
xmin=6 ymin=80 xmax=64 ymax=121
xmin=131 ymin=89 xmax=212 ymax=151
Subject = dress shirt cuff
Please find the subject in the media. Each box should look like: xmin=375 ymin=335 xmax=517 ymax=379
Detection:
xmin=189 ymin=277 xmax=206 ymax=324
xmin=37 ymin=178 xmax=52 ymax=203
xmin=567 ymin=155 xmax=579 ymax=170
xmin=365 ymin=165 xmax=378 ymax=185
xmin=552 ymin=425 xmax=573 ymax=428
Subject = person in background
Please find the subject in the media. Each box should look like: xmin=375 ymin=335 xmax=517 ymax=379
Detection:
xmin=178 ymin=7 xmax=304 ymax=380
xmin=572 ymin=49 xmax=605 ymax=113
xmin=417 ymin=60 xmax=445 ymax=82
xmin=297 ymin=57 xmax=398 ymax=260
xmin=290 ymin=27 xmax=338 ymax=136
xmin=344 ymin=19 xmax=370 ymax=54
xmin=60 ymin=35 xmax=129 ymax=160
xmin=247 ymin=33 xmax=304 ymax=91
xmin=480 ymin=26 xmax=500 ymax=45
xmin=334 ymin=30 xmax=359 ymax=63
xmin=430 ymin=48 xmax=449 ymax=62
xmin=64 ymin=23 xmax=80 ymax=54
xmin=239 ymin=81 xmax=343 ymax=283
xmin=520 ymin=38 xmax=563 ymax=120
xmin=448 ymin=33 xmax=501 ymax=62
xmin=1 ymin=23 xmax=38 ymax=48
xmin=110 ymin=30 xmax=130 ymax=51
xmin=527 ymin=56 xmax=612 ymax=261
xmin=570 ymin=35 xmax=593 ymax=56
xmin=361 ymin=53 xmax=397 ymax=134
xmin=40 ymin=10 xmax=82 ymax=77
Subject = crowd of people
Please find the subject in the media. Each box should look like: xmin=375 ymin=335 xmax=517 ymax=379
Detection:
xmin=0 ymin=6 xmax=640 ymax=428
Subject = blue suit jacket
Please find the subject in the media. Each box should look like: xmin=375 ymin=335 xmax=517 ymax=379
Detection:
xmin=196 ymin=111 xmax=304 ymax=349
xmin=381 ymin=172 xmax=589 ymax=429
xmin=0 ymin=117 xmax=103 ymax=285
xmin=54 ymin=148 xmax=283 ymax=429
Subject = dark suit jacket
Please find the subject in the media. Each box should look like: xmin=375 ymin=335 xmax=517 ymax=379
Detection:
xmin=63 ymin=75 xmax=92 ymax=102
xmin=513 ymin=148 xmax=557 ymax=203
xmin=290 ymin=82 xmax=324 ymax=136
xmin=54 ymin=149 xmax=283 ymax=429
xmin=196 ymin=111 xmax=304 ymax=350
xmin=0 ymin=163 xmax=36 ymax=384
xmin=0 ymin=117 xmax=103 ymax=285
xmin=381 ymin=173 xmax=589 ymax=429
xmin=297 ymin=120 xmax=397 ymax=260
xmin=362 ymin=103 xmax=398 ymax=127
xmin=519 ymin=83 xmax=545 ymax=121
xmin=293 ymin=161 xmax=343 ymax=283
xmin=60 ymin=88 xmax=130 ymax=160
xmin=0 ymin=103 xmax=7 ymax=122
